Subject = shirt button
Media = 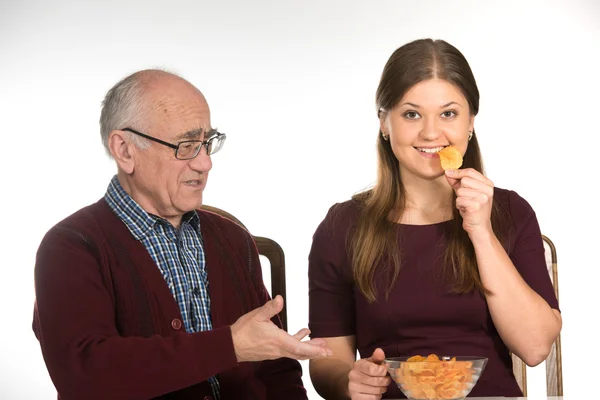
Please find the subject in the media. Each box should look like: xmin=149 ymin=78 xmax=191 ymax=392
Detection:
xmin=171 ymin=318 xmax=182 ymax=330
xmin=192 ymin=287 xmax=201 ymax=296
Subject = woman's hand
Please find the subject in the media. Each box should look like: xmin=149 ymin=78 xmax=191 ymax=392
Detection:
xmin=445 ymin=168 xmax=494 ymax=237
xmin=347 ymin=348 xmax=391 ymax=400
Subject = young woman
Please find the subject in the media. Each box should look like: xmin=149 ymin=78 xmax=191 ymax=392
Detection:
xmin=308 ymin=38 xmax=561 ymax=399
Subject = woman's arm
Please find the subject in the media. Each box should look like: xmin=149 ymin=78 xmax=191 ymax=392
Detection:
xmin=310 ymin=336 xmax=356 ymax=399
xmin=471 ymin=231 xmax=562 ymax=366
xmin=446 ymin=168 xmax=562 ymax=366
xmin=310 ymin=336 xmax=391 ymax=400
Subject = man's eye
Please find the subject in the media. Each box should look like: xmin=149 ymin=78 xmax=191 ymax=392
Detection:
xmin=178 ymin=143 xmax=196 ymax=156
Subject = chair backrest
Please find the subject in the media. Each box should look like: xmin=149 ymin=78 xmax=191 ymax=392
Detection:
xmin=511 ymin=234 xmax=562 ymax=396
xmin=200 ymin=205 xmax=288 ymax=331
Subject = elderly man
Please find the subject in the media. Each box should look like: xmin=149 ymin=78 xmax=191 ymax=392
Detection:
xmin=32 ymin=70 xmax=330 ymax=400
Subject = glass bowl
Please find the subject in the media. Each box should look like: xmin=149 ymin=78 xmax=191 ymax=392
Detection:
xmin=383 ymin=355 xmax=488 ymax=400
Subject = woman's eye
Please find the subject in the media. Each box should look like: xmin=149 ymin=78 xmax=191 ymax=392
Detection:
xmin=404 ymin=111 xmax=420 ymax=119
xmin=441 ymin=110 xmax=457 ymax=118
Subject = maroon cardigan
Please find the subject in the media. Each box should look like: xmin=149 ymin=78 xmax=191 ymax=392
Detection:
xmin=33 ymin=199 xmax=306 ymax=400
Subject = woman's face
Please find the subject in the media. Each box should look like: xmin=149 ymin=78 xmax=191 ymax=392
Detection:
xmin=382 ymin=78 xmax=475 ymax=181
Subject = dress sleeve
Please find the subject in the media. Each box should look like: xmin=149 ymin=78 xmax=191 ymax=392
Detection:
xmin=308 ymin=203 xmax=357 ymax=338
xmin=507 ymin=191 xmax=560 ymax=311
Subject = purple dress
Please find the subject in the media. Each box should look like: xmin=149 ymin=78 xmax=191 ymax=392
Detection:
xmin=308 ymin=188 xmax=559 ymax=398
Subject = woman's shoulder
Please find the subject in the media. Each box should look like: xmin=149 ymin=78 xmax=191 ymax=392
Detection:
xmin=313 ymin=197 xmax=363 ymax=241
xmin=493 ymin=187 xmax=540 ymax=245
xmin=325 ymin=198 xmax=363 ymax=220
xmin=493 ymin=187 xmax=537 ymax=218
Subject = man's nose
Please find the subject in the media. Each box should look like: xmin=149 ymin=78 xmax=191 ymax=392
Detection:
xmin=189 ymin=145 xmax=212 ymax=172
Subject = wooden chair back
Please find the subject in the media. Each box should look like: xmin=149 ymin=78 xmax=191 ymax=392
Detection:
xmin=511 ymin=234 xmax=562 ymax=396
xmin=201 ymin=205 xmax=288 ymax=331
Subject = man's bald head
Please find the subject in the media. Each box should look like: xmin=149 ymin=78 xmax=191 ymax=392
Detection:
xmin=100 ymin=69 xmax=207 ymax=157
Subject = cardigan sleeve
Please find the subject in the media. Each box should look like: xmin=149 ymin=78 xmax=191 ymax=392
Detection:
xmin=33 ymin=224 xmax=238 ymax=400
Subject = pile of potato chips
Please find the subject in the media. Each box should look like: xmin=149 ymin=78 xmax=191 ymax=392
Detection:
xmin=392 ymin=354 xmax=475 ymax=400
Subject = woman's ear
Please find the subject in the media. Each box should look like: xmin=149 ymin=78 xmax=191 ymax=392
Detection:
xmin=379 ymin=111 xmax=389 ymax=140
xmin=469 ymin=114 xmax=475 ymax=134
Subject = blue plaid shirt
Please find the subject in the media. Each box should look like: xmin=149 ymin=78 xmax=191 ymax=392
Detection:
xmin=105 ymin=176 xmax=220 ymax=398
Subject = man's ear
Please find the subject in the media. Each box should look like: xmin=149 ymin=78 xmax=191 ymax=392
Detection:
xmin=108 ymin=130 xmax=135 ymax=174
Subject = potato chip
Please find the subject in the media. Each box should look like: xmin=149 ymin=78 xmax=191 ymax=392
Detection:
xmin=438 ymin=146 xmax=463 ymax=170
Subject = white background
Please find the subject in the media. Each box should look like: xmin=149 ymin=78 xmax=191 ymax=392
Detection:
xmin=1 ymin=0 xmax=598 ymax=398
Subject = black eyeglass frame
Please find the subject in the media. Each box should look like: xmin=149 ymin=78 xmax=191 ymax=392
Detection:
xmin=122 ymin=127 xmax=226 ymax=159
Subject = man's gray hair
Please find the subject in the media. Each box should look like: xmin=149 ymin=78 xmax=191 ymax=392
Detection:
xmin=99 ymin=71 xmax=153 ymax=158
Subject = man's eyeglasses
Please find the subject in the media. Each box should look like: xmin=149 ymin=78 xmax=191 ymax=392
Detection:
xmin=122 ymin=128 xmax=226 ymax=160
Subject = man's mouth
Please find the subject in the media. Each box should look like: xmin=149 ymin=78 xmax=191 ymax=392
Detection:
xmin=184 ymin=180 xmax=202 ymax=186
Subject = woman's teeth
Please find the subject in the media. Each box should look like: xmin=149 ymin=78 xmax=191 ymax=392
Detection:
xmin=417 ymin=146 xmax=445 ymax=154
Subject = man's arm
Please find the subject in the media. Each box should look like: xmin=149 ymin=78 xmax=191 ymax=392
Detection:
xmin=33 ymin=226 xmax=238 ymax=400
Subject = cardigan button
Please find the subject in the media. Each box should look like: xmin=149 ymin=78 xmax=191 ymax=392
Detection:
xmin=171 ymin=318 xmax=182 ymax=330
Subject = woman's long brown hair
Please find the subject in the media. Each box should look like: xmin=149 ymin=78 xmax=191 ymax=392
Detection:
xmin=351 ymin=39 xmax=509 ymax=303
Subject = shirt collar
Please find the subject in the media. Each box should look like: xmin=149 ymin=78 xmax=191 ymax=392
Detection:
xmin=184 ymin=209 xmax=201 ymax=234
xmin=104 ymin=176 xmax=157 ymax=240
xmin=104 ymin=175 xmax=201 ymax=239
